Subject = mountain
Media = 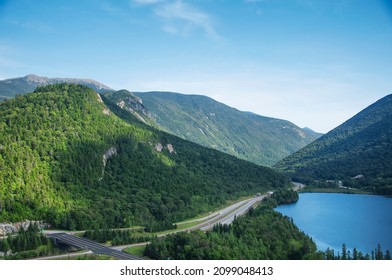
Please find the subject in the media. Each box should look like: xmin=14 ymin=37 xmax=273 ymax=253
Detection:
xmin=102 ymin=90 xmax=155 ymax=126
xmin=275 ymin=94 xmax=392 ymax=194
xmin=0 ymin=74 xmax=113 ymax=100
xmin=129 ymin=91 xmax=322 ymax=166
xmin=0 ymin=84 xmax=290 ymax=231
xmin=1 ymin=75 xmax=322 ymax=166
xmin=302 ymin=127 xmax=323 ymax=139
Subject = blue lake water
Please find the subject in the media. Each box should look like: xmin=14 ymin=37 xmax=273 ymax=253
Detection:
xmin=275 ymin=193 xmax=392 ymax=255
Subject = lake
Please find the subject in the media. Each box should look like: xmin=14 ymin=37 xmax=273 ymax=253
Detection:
xmin=275 ymin=193 xmax=392 ymax=255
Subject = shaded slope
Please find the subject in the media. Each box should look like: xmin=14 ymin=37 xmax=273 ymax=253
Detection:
xmin=275 ymin=94 xmax=392 ymax=194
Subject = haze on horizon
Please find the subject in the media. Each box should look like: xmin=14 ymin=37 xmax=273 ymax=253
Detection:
xmin=1 ymin=0 xmax=392 ymax=133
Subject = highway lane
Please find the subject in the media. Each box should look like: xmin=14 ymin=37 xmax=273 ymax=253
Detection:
xmin=199 ymin=195 xmax=268 ymax=231
xmin=47 ymin=232 xmax=143 ymax=260
xmin=40 ymin=192 xmax=272 ymax=259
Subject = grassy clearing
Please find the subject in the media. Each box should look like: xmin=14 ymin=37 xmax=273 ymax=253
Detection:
xmin=124 ymin=245 xmax=146 ymax=257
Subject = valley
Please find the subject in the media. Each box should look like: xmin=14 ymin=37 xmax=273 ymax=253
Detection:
xmin=0 ymin=77 xmax=391 ymax=261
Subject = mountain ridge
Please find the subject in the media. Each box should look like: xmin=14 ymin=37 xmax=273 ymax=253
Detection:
xmin=0 ymin=75 xmax=322 ymax=166
xmin=274 ymin=93 xmax=392 ymax=194
xmin=131 ymin=91 xmax=322 ymax=166
xmin=0 ymin=74 xmax=113 ymax=100
xmin=0 ymin=83 xmax=290 ymax=230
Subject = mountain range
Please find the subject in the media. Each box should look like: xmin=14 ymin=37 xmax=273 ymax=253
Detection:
xmin=0 ymin=75 xmax=322 ymax=166
xmin=0 ymin=83 xmax=290 ymax=230
xmin=131 ymin=91 xmax=322 ymax=166
xmin=275 ymin=94 xmax=392 ymax=194
xmin=2 ymin=74 xmax=391 ymax=197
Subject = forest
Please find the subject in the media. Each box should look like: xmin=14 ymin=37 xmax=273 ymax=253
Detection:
xmin=275 ymin=94 xmax=392 ymax=195
xmin=144 ymin=190 xmax=320 ymax=260
xmin=143 ymin=189 xmax=391 ymax=260
xmin=0 ymin=84 xmax=290 ymax=231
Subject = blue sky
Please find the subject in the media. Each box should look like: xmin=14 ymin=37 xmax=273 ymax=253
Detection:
xmin=1 ymin=0 xmax=392 ymax=132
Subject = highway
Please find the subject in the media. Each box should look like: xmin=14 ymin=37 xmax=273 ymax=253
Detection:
xmin=39 ymin=192 xmax=271 ymax=259
xmin=199 ymin=194 xmax=268 ymax=231
xmin=47 ymin=232 xmax=143 ymax=260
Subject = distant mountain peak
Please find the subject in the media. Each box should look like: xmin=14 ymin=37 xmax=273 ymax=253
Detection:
xmin=0 ymin=74 xmax=113 ymax=100
xmin=130 ymin=91 xmax=322 ymax=166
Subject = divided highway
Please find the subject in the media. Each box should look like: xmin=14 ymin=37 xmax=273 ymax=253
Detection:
xmin=39 ymin=192 xmax=272 ymax=259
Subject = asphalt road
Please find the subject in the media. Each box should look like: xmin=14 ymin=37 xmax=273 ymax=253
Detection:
xmin=199 ymin=195 xmax=267 ymax=231
xmin=46 ymin=232 xmax=143 ymax=260
xmin=39 ymin=192 xmax=271 ymax=259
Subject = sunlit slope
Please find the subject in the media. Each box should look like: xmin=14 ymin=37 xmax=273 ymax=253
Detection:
xmin=132 ymin=91 xmax=321 ymax=166
xmin=0 ymin=84 xmax=290 ymax=230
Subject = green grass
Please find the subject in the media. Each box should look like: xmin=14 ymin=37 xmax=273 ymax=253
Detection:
xmin=54 ymin=254 xmax=115 ymax=260
xmin=124 ymin=245 xmax=146 ymax=257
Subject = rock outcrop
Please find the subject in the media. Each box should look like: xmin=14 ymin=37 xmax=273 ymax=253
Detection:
xmin=0 ymin=220 xmax=49 ymax=236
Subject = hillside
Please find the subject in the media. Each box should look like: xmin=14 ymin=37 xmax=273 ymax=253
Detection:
xmin=0 ymin=84 xmax=290 ymax=231
xmin=275 ymin=94 xmax=392 ymax=194
xmin=130 ymin=91 xmax=322 ymax=166
xmin=0 ymin=74 xmax=113 ymax=100
xmin=1 ymin=75 xmax=322 ymax=166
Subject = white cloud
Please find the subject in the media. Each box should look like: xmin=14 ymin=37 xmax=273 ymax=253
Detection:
xmin=132 ymin=0 xmax=222 ymax=40
xmin=156 ymin=1 xmax=219 ymax=38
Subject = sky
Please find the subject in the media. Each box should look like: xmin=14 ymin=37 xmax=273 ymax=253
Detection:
xmin=1 ymin=0 xmax=392 ymax=133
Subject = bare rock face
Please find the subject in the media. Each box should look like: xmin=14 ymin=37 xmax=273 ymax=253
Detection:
xmin=0 ymin=220 xmax=49 ymax=236
xmin=103 ymin=147 xmax=117 ymax=167
xmin=103 ymin=108 xmax=110 ymax=115
xmin=99 ymin=147 xmax=117 ymax=181
xmin=167 ymin=144 xmax=175 ymax=154
xmin=155 ymin=143 xmax=163 ymax=152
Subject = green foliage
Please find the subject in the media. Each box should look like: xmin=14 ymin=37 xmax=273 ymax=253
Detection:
xmin=0 ymin=223 xmax=62 ymax=259
xmin=144 ymin=202 xmax=320 ymax=260
xmin=321 ymin=243 xmax=391 ymax=260
xmin=83 ymin=229 xmax=154 ymax=246
xmin=263 ymin=189 xmax=299 ymax=207
xmin=275 ymin=94 xmax=392 ymax=194
xmin=0 ymin=84 xmax=290 ymax=230
xmin=128 ymin=91 xmax=321 ymax=166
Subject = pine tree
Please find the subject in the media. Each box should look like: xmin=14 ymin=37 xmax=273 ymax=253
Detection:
xmin=341 ymin=244 xmax=347 ymax=260
xmin=385 ymin=249 xmax=391 ymax=260
xmin=1 ymin=238 xmax=10 ymax=255
xmin=353 ymin=248 xmax=358 ymax=260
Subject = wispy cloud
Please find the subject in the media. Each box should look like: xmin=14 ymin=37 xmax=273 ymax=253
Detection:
xmin=132 ymin=0 xmax=222 ymax=40
xmin=133 ymin=0 xmax=164 ymax=4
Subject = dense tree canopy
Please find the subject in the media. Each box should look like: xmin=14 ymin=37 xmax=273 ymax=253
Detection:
xmin=0 ymin=84 xmax=290 ymax=230
xmin=144 ymin=192 xmax=319 ymax=260
xmin=275 ymin=94 xmax=392 ymax=194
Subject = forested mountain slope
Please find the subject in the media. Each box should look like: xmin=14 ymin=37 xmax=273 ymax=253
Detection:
xmin=131 ymin=91 xmax=321 ymax=166
xmin=1 ymin=75 xmax=322 ymax=167
xmin=275 ymin=94 xmax=392 ymax=194
xmin=0 ymin=84 xmax=290 ymax=230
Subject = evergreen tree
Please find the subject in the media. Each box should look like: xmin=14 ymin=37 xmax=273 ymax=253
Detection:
xmin=353 ymin=247 xmax=358 ymax=260
xmin=1 ymin=238 xmax=10 ymax=255
xmin=341 ymin=244 xmax=347 ymax=260
xmin=385 ymin=250 xmax=391 ymax=260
